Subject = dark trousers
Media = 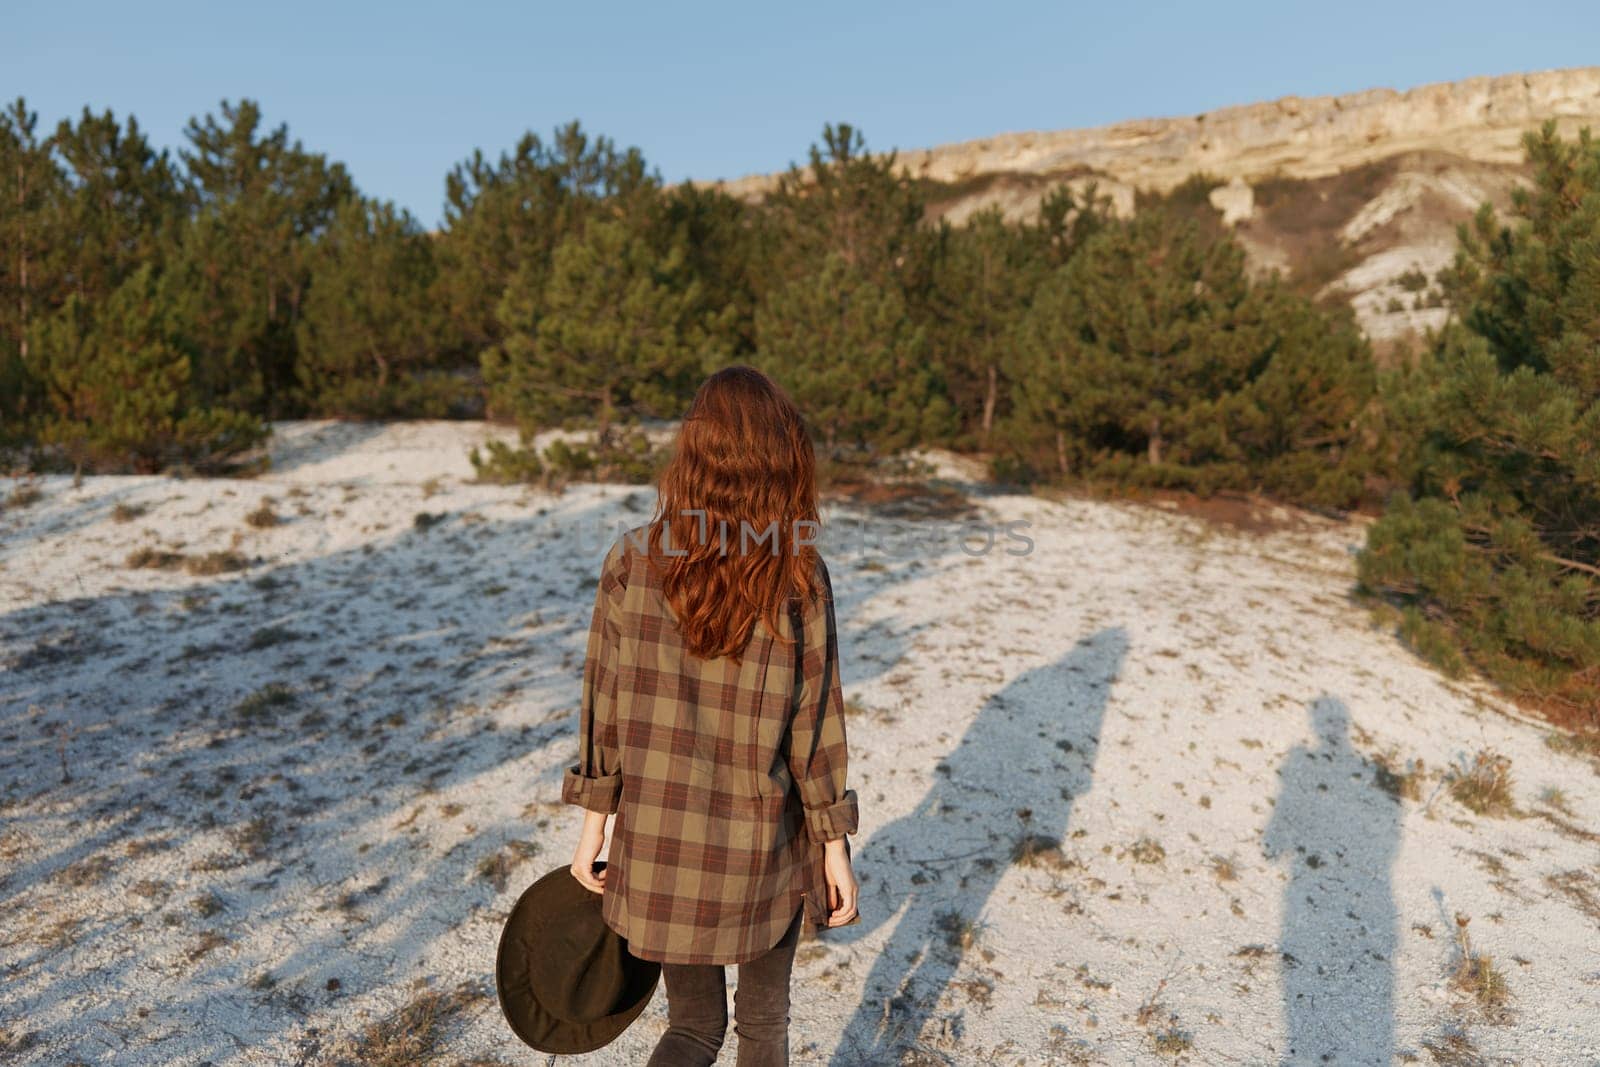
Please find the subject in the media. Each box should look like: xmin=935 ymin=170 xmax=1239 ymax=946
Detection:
xmin=645 ymin=906 xmax=804 ymax=1066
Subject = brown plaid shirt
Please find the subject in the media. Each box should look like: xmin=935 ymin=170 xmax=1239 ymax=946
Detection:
xmin=561 ymin=525 xmax=860 ymax=964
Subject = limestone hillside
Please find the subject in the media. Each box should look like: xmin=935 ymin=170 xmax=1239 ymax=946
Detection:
xmin=710 ymin=67 xmax=1600 ymax=349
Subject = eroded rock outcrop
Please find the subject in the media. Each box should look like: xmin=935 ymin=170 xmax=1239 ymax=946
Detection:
xmin=705 ymin=68 xmax=1600 ymax=346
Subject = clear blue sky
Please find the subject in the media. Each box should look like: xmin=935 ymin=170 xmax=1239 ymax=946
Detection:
xmin=9 ymin=1 xmax=1598 ymax=228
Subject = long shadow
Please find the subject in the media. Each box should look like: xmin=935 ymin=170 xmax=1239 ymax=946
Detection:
xmin=826 ymin=627 xmax=1128 ymax=1065
xmin=0 ymin=487 xmax=949 ymax=1064
xmin=1262 ymin=696 xmax=1400 ymax=1066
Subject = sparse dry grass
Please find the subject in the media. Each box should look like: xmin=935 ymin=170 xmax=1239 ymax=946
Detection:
xmin=1373 ymin=749 xmax=1427 ymax=802
xmin=187 ymin=550 xmax=249 ymax=576
xmin=1136 ymin=980 xmax=1194 ymax=1058
xmin=36 ymin=916 xmax=82 ymax=949
xmin=934 ymin=910 xmax=983 ymax=952
xmin=1544 ymin=729 xmax=1600 ymax=770
xmin=126 ymin=546 xmax=249 ymax=576
xmin=1545 ymin=870 xmax=1600 ymax=925
xmin=130 ymin=878 xmax=171 ymax=900
xmin=321 ymin=981 xmax=486 ymax=1067
xmin=1449 ymin=914 xmax=1512 ymax=1023
xmin=950 ymin=975 xmax=994 ymax=1009
xmin=1151 ymin=1026 xmax=1195 ymax=1057
xmin=191 ymin=892 xmax=225 ymax=918
xmin=1536 ymin=786 xmax=1572 ymax=814
xmin=476 ymin=840 xmax=540 ymax=893
xmin=1123 ymin=837 xmax=1167 ymax=865
xmin=227 ymin=816 xmax=276 ymax=861
xmin=1010 ymin=832 xmax=1070 ymax=869
xmin=1446 ymin=751 xmax=1515 ymax=817
xmin=54 ymin=853 xmax=114 ymax=888
xmin=126 ymin=546 xmax=187 ymax=570
xmin=1423 ymin=1028 xmax=1486 ymax=1066
xmin=111 ymin=501 xmax=147 ymax=523
xmin=187 ymin=929 xmax=229 ymax=963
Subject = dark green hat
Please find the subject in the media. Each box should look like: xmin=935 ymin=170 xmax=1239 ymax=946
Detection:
xmin=495 ymin=863 xmax=660 ymax=1055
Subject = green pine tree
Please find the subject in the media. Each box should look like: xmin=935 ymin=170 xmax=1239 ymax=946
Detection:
xmin=761 ymin=123 xmax=930 ymax=294
xmin=481 ymin=218 xmax=704 ymax=461
xmin=29 ymin=263 xmax=266 ymax=472
xmin=754 ymin=252 xmax=949 ymax=455
xmin=435 ymin=122 xmax=660 ymax=363
xmin=50 ymin=106 xmax=185 ymax=306
xmin=173 ymin=99 xmax=356 ymax=417
xmin=1359 ymin=123 xmax=1600 ymax=717
xmin=296 ymin=197 xmax=450 ymax=416
xmin=0 ymin=98 xmax=62 ymax=441
xmin=1002 ymin=210 xmax=1375 ymax=504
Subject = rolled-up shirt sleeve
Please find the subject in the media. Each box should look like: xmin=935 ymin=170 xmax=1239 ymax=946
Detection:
xmin=561 ymin=541 xmax=627 ymax=813
xmin=786 ymin=558 xmax=859 ymax=843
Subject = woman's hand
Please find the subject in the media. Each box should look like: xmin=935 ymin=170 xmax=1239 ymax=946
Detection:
xmin=823 ymin=838 xmax=858 ymax=926
xmin=571 ymin=811 xmax=609 ymax=894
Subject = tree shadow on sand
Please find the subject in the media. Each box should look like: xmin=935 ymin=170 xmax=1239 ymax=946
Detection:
xmin=1262 ymin=696 xmax=1400 ymax=1066
xmin=0 ymin=486 xmax=955 ymax=1065
xmin=825 ymin=627 xmax=1128 ymax=1065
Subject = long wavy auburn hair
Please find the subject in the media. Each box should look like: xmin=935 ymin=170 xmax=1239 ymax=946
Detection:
xmin=646 ymin=366 xmax=824 ymax=661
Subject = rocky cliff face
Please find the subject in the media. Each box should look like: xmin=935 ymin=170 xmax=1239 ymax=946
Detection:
xmin=711 ymin=67 xmax=1600 ymax=346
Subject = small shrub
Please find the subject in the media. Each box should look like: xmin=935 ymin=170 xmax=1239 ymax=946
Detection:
xmin=234 ymin=683 xmax=297 ymax=722
xmin=468 ymin=439 xmax=544 ymax=485
xmin=1011 ymin=833 xmax=1069 ymax=870
xmin=111 ymin=501 xmax=147 ymax=523
xmin=186 ymin=551 xmax=248 ymax=576
xmin=1395 ymin=267 xmax=1429 ymax=292
xmin=4 ymin=481 xmax=43 ymax=510
xmin=469 ymin=432 xmax=661 ymax=488
xmin=129 ymin=546 xmax=247 ymax=575
xmin=1447 ymin=751 xmax=1515 ymax=816
xmin=246 ymin=626 xmax=300 ymax=651
xmin=244 ymin=500 xmax=280 ymax=528
xmin=126 ymin=546 xmax=186 ymax=570
xmin=413 ymin=511 xmax=445 ymax=532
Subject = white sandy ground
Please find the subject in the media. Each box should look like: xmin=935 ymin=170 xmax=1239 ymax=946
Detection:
xmin=2 ymin=419 xmax=1599 ymax=1067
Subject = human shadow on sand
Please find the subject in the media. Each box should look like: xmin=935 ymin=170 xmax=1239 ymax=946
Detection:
xmin=826 ymin=627 xmax=1127 ymax=1065
xmin=1262 ymin=696 xmax=1400 ymax=1066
